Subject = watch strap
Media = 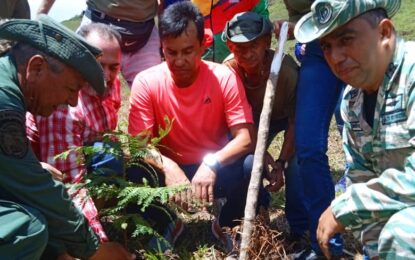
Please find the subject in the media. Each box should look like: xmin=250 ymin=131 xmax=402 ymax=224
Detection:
xmin=275 ymin=158 xmax=288 ymax=170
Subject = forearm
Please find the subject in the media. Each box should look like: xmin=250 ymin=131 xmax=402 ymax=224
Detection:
xmin=278 ymin=118 xmax=295 ymax=161
xmin=282 ymin=0 xmax=310 ymax=23
xmin=0 ymin=155 xmax=99 ymax=258
xmin=332 ymin=150 xmax=415 ymax=229
xmin=215 ymin=123 xmax=255 ymax=166
xmin=37 ymin=0 xmax=56 ymax=15
xmin=156 ymin=154 xmax=189 ymax=187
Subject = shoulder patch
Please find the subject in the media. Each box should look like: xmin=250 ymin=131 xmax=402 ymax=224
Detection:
xmin=0 ymin=109 xmax=28 ymax=158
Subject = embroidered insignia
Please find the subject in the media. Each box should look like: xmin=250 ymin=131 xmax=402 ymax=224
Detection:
xmin=350 ymin=121 xmax=363 ymax=132
xmin=382 ymin=94 xmax=407 ymax=124
xmin=315 ymin=3 xmax=333 ymax=25
xmin=0 ymin=110 xmax=28 ymax=158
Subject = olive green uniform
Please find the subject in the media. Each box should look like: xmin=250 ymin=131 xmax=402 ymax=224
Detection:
xmin=0 ymin=53 xmax=99 ymax=259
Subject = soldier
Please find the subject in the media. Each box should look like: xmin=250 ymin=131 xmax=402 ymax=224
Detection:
xmin=295 ymin=0 xmax=415 ymax=259
xmin=0 ymin=15 xmax=133 ymax=259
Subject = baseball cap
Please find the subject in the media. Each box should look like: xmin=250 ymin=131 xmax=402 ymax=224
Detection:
xmin=222 ymin=12 xmax=273 ymax=43
xmin=294 ymin=0 xmax=401 ymax=43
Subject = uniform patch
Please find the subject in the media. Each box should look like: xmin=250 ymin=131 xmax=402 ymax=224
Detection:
xmin=350 ymin=121 xmax=363 ymax=132
xmin=382 ymin=93 xmax=407 ymax=125
xmin=0 ymin=110 xmax=28 ymax=158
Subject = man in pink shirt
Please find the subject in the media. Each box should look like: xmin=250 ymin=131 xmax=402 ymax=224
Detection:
xmin=129 ymin=1 xmax=263 ymax=250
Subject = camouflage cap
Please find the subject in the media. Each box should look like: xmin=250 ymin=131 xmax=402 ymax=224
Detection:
xmin=294 ymin=0 xmax=401 ymax=43
xmin=222 ymin=12 xmax=273 ymax=43
xmin=0 ymin=15 xmax=106 ymax=95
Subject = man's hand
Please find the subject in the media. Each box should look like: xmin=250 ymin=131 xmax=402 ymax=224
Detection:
xmin=191 ymin=163 xmax=217 ymax=205
xmin=265 ymin=167 xmax=285 ymax=192
xmin=163 ymin=157 xmax=192 ymax=210
xmin=40 ymin=162 xmax=64 ymax=182
xmin=89 ymin=242 xmax=135 ymax=260
xmin=273 ymin=20 xmax=295 ymax=40
xmin=317 ymin=207 xmax=345 ymax=259
xmin=263 ymin=153 xmax=285 ymax=192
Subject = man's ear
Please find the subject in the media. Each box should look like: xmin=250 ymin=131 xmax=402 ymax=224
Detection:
xmin=378 ymin=19 xmax=394 ymax=45
xmin=25 ymin=55 xmax=48 ymax=84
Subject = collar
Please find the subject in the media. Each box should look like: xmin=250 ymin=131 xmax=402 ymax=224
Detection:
xmin=384 ymin=36 xmax=405 ymax=92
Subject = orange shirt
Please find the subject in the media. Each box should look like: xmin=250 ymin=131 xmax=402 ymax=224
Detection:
xmin=129 ymin=61 xmax=253 ymax=164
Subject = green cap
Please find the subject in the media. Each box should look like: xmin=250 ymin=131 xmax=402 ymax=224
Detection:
xmin=0 ymin=15 xmax=107 ymax=95
xmin=294 ymin=0 xmax=401 ymax=43
xmin=222 ymin=12 xmax=273 ymax=43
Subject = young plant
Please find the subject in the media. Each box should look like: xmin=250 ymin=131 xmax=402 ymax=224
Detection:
xmin=56 ymin=117 xmax=189 ymax=247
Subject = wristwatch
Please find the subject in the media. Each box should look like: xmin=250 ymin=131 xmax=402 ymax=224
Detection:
xmin=275 ymin=158 xmax=288 ymax=170
xmin=203 ymin=153 xmax=221 ymax=173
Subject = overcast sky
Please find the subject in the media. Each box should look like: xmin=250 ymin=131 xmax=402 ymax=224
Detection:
xmin=28 ymin=0 xmax=86 ymax=22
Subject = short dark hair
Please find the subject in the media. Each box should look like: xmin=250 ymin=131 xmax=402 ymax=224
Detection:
xmin=361 ymin=8 xmax=388 ymax=28
xmin=11 ymin=43 xmax=64 ymax=74
xmin=159 ymin=1 xmax=204 ymax=44
xmin=77 ymin=23 xmax=122 ymax=46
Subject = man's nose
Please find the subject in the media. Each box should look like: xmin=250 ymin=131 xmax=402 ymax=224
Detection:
xmin=329 ymin=46 xmax=346 ymax=64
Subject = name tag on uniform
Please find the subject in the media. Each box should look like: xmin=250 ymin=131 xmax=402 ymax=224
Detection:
xmin=382 ymin=93 xmax=406 ymax=124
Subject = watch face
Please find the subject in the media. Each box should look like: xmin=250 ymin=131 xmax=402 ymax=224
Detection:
xmin=204 ymin=154 xmax=217 ymax=166
xmin=203 ymin=153 xmax=220 ymax=172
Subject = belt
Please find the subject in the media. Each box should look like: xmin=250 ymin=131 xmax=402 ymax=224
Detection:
xmin=85 ymin=7 xmax=124 ymax=23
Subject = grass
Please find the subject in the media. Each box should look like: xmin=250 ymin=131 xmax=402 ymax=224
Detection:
xmin=60 ymin=0 xmax=415 ymax=258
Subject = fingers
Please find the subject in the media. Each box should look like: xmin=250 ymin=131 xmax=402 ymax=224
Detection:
xmin=191 ymin=181 xmax=200 ymax=203
xmin=317 ymin=214 xmax=332 ymax=259
xmin=208 ymin=184 xmax=214 ymax=203
xmin=317 ymin=236 xmax=331 ymax=259
xmin=265 ymin=180 xmax=283 ymax=192
xmin=273 ymin=20 xmax=283 ymax=36
xmin=201 ymin=185 xmax=208 ymax=203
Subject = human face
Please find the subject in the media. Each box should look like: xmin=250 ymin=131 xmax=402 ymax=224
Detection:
xmin=320 ymin=15 xmax=394 ymax=93
xmin=227 ymin=35 xmax=270 ymax=74
xmin=86 ymin=31 xmax=121 ymax=92
xmin=25 ymin=56 xmax=85 ymax=116
xmin=162 ymin=21 xmax=205 ymax=87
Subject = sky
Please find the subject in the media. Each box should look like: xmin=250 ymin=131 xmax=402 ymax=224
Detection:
xmin=28 ymin=0 xmax=86 ymax=22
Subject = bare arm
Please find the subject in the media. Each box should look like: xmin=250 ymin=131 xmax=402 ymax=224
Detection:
xmin=37 ymin=0 xmax=56 ymax=15
xmin=265 ymin=117 xmax=295 ymax=192
xmin=192 ymin=123 xmax=256 ymax=203
xmin=278 ymin=115 xmax=295 ymax=161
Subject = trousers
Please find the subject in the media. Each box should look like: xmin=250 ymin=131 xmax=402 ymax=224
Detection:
xmin=295 ymin=39 xmax=345 ymax=253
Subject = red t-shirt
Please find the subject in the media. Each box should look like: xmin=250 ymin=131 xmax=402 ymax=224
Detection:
xmin=129 ymin=61 xmax=253 ymax=164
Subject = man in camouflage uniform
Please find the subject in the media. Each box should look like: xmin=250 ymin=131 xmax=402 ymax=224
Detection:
xmin=295 ymin=0 xmax=415 ymax=259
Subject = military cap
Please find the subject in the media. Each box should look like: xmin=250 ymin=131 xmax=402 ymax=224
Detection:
xmin=222 ymin=12 xmax=273 ymax=43
xmin=294 ymin=0 xmax=401 ymax=43
xmin=0 ymin=15 xmax=106 ymax=95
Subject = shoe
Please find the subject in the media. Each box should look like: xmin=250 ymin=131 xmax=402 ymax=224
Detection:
xmin=211 ymin=219 xmax=233 ymax=252
xmin=148 ymin=218 xmax=184 ymax=252
xmin=289 ymin=249 xmax=326 ymax=260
